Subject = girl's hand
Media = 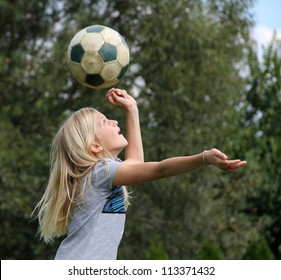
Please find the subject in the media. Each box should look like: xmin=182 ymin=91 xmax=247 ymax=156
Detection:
xmin=204 ymin=148 xmax=247 ymax=172
xmin=106 ymin=88 xmax=137 ymax=111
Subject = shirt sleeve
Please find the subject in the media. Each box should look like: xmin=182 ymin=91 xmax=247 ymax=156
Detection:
xmin=91 ymin=158 xmax=122 ymax=190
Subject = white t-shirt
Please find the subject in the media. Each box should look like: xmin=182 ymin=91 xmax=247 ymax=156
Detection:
xmin=55 ymin=158 xmax=126 ymax=260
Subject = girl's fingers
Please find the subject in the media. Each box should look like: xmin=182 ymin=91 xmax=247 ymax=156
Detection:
xmin=106 ymin=87 xmax=115 ymax=95
xmin=217 ymin=152 xmax=228 ymax=160
xmin=214 ymin=157 xmax=247 ymax=171
xmin=221 ymin=160 xmax=247 ymax=171
xmin=226 ymin=159 xmax=243 ymax=165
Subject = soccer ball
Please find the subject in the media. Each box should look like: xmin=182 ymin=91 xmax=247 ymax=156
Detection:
xmin=67 ymin=25 xmax=130 ymax=90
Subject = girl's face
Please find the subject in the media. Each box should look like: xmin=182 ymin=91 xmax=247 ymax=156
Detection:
xmin=94 ymin=111 xmax=128 ymax=157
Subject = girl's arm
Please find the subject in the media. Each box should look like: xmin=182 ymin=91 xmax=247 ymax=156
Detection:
xmin=106 ymin=88 xmax=144 ymax=163
xmin=124 ymin=101 xmax=144 ymax=163
xmin=106 ymin=88 xmax=247 ymax=186
xmin=113 ymin=149 xmax=247 ymax=186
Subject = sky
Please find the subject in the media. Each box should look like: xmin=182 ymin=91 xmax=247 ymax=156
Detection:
xmin=251 ymin=0 xmax=281 ymax=59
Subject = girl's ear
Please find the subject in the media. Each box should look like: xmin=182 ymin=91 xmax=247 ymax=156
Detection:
xmin=90 ymin=143 xmax=103 ymax=154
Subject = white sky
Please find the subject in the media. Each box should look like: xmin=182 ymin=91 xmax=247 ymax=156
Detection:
xmin=251 ymin=0 xmax=281 ymax=60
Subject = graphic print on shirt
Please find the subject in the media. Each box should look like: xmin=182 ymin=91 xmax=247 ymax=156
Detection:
xmin=102 ymin=186 xmax=126 ymax=213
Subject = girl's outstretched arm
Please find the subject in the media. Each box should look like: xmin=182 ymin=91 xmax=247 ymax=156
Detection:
xmin=106 ymin=88 xmax=144 ymax=163
xmin=112 ymin=148 xmax=247 ymax=186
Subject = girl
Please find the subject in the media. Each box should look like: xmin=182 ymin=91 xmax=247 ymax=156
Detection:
xmin=34 ymin=88 xmax=247 ymax=260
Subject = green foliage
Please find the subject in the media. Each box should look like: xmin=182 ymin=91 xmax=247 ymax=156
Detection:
xmin=3 ymin=0 xmax=280 ymax=261
xmin=237 ymin=35 xmax=281 ymax=259
xmin=194 ymin=240 xmax=224 ymax=260
xmin=144 ymin=240 xmax=169 ymax=260
xmin=242 ymin=236 xmax=274 ymax=260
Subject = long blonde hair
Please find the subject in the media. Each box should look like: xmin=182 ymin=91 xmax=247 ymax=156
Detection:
xmin=33 ymin=107 xmax=129 ymax=243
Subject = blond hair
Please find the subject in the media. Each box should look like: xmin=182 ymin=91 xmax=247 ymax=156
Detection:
xmin=33 ymin=108 xmax=129 ymax=243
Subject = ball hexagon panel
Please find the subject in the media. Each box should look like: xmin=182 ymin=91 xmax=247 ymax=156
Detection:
xmin=81 ymin=52 xmax=104 ymax=74
xmin=118 ymin=64 xmax=129 ymax=80
xmin=100 ymin=61 xmax=122 ymax=81
xmin=116 ymin=43 xmax=130 ymax=67
xmin=101 ymin=28 xmax=122 ymax=46
xmin=100 ymin=79 xmax=119 ymax=89
xmin=69 ymin=28 xmax=87 ymax=47
xmin=80 ymin=32 xmax=105 ymax=52
xmin=68 ymin=61 xmax=87 ymax=82
xmin=120 ymin=35 xmax=129 ymax=48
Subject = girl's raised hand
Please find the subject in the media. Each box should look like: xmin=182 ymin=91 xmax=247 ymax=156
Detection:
xmin=106 ymin=88 xmax=137 ymax=111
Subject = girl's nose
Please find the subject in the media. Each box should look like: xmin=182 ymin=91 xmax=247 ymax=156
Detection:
xmin=112 ymin=120 xmax=118 ymax=126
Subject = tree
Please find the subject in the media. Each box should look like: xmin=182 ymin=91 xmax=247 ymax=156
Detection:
xmin=242 ymin=236 xmax=274 ymax=260
xmin=238 ymin=35 xmax=281 ymax=259
xmin=120 ymin=0 xmax=256 ymax=259
xmin=194 ymin=239 xmax=224 ymax=260
xmin=0 ymin=0 xmax=66 ymax=259
xmin=0 ymin=0 xmax=258 ymax=259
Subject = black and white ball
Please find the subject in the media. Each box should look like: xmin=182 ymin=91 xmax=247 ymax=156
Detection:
xmin=67 ymin=25 xmax=130 ymax=90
